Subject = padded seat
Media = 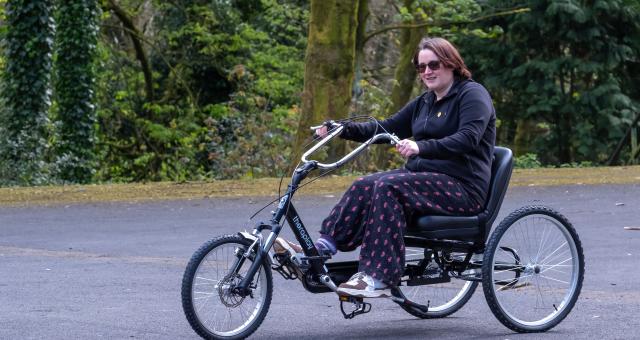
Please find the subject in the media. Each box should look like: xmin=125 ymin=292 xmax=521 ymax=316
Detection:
xmin=406 ymin=147 xmax=513 ymax=241
xmin=411 ymin=215 xmax=481 ymax=239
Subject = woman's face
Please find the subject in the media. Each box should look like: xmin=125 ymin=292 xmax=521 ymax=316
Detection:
xmin=417 ymin=49 xmax=454 ymax=94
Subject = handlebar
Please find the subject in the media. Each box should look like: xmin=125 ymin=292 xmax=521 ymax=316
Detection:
xmin=302 ymin=122 xmax=400 ymax=170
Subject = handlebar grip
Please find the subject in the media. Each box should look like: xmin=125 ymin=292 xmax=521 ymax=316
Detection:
xmin=310 ymin=120 xmax=340 ymax=131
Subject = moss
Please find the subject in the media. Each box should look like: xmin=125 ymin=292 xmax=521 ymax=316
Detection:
xmin=295 ymin=0 xmax=361 ymax=160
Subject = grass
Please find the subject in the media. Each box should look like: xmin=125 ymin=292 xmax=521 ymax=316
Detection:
xmin=2 ymin=165 xmax=640 ymax=207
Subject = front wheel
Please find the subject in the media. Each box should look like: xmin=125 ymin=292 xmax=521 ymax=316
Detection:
xmin=182 ymin=234 xmax=273 ymax=340
xmin=482 ymin=206 xmax=584 ymax=333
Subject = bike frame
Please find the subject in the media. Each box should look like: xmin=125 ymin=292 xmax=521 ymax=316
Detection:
xmin=234 ymin=124 xmax=400 ymax=296
xmin=233 ymin=124 xmax=488 ymax=298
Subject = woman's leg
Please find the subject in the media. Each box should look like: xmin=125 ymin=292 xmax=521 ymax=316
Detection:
xmin=319 ymin=169 xmax=405 ymax=252
xmin=358 ymin=170 xmax=481 ymax=285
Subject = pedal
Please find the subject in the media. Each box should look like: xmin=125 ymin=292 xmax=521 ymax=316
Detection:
xmin=272 ymin=253 xmax=301 ymax=280
xmin=339 ymin=295 xmax=372 ymax=319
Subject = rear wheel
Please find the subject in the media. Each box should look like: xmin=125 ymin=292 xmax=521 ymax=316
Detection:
xmin=182 ymin=234 xmax=272 ymax=340
xmin=482 ymin=206 xmax=584 ymax=332
xmin=398 ymin=247 xmax=478 ymax=318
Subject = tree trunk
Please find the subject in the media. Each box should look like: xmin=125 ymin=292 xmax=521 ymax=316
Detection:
xmin=559 ymin=109 xmax=572 ymax=163
xmin=389 ymin=26 xmax=423 ymax=113
xmin=104 ymin=0 xmax=154 ymax=103
xmin=514 ymin=119 xmax=538 ymax=156
xmin=374 ymin=7 xmax=425 ymax=169
xmin=294 ymin=0 xmax=362 ymax=162
xmin=353 ymin=0 xmax=369 ymax=102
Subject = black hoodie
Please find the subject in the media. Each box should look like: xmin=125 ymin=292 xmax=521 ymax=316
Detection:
xmin=341 ymin=79 xmax=496 ymax=206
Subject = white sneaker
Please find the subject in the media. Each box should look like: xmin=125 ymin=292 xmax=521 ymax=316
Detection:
xmin=273 ymin=237 xmax=303 ymax=255
xmin=337 ymin=272 xmax=391 ymax=298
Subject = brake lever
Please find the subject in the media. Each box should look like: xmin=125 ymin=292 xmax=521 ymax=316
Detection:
xmin=388 ymin=133 xmax=400 ymax=145
xmin=309 ymin=120 xmax=339 ymax=131
xmin=310 ymin=121 xmax=342 ymax=139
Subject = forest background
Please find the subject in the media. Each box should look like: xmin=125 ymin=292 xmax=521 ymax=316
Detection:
xmin=0 ymin=0 xmax=639 ymax=186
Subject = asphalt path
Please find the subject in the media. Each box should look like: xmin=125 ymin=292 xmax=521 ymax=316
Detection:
xmin=1 ymin=184 xmax=639 ymax=339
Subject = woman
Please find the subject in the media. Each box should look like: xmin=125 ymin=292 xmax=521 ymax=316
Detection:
xmin=275 ymin=37 xmax=496 ymax=298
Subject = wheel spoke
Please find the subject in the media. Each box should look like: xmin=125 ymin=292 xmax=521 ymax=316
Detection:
xmin=538 ymin=241 xmax=568 ymax=265
xmin=540 ymin=257 xmax=573 ymax=272
xmin=195 ymin=276 xmax=219 ymax=282
xmin=539 ymin=274 xmax=570 ymax=285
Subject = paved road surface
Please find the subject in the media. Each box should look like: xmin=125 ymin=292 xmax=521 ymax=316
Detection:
xmin=1 ymin=184 xmax=639 ymax=339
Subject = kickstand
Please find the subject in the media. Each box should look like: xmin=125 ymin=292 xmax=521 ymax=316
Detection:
xmin=339 ymin=295 xmax=372 ymax=319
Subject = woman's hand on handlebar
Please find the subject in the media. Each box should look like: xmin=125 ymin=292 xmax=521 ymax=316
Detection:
xmin=312 ymin=120 xmax=339 ymax=138
xmin=396 ymin=139 xmax=419 ymax=158
xmin=315 ymin=125 xmax=329 ymax=138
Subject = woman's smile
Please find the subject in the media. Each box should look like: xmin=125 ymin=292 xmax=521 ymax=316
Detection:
xmin=418 ymin=49 xmax=454 ymax=99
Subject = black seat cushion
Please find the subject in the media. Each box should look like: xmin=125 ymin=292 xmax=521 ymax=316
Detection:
xmin=407 ymin=215 xmax=481 ymax=239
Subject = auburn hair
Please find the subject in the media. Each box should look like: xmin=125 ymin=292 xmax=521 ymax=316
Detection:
xmin=412 ymin=37 xmax=471 ymax=79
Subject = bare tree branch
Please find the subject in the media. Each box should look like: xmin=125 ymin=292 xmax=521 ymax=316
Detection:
xmin=100 ymin=23 xmax=195 ymax=105
xmin=103 ymin=0 xmax=154 ymax=102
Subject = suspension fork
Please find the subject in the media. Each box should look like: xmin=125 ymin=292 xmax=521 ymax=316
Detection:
xmin=233 ymin=225 xmax=277 ymax=297
xmin=234 ymin=161 xmax=318 ymax=296
xmin=221 ymin=235 xmax=259 ymax=287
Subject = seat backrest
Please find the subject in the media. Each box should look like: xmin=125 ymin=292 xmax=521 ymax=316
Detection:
xmin=479 ymin=147 xmax=514 ymax=239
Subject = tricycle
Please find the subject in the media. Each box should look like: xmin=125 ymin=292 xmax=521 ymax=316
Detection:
xmin=181 ymin=119 xmax=584 ymax=339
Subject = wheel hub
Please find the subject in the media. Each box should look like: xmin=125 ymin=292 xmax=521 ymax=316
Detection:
xmin=218 ymin=274 xmax=246 ymax=307
xmin=523 ymin=263 xmax=540 ymax=275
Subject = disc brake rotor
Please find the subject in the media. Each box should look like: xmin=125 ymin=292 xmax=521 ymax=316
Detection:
xmin=217 ymin=274 xmax=246 ymax=307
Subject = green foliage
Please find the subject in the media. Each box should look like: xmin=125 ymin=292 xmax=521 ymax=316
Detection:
xmin=515 ymin=153 xmax=595 ymax=168
xmin=460 ymin=0 xmax=640 ymax=165
xmin=559 ymin=161 xmax=594 ymax=168
xmin=0 ymin=0 xmax=6 ymax=36
xmin=0 ymin=0 xmax=55 ymax=185
xmin=94 ymin=0 xmax=308 ymax=181
xmin=6 ymin=0 xmax=639 ymax=187
xmin=514 ymin=153 xmax=542 ymax=168
xmin=53 ymin=0 xmax=100 ymax=183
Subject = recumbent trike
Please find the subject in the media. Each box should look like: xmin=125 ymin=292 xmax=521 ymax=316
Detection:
xmin=181 ymin=120 xmax=585 ymax=339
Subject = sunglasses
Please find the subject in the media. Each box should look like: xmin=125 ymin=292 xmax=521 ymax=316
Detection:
xmin=415 ymin=60 xmax=441 ymax=73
